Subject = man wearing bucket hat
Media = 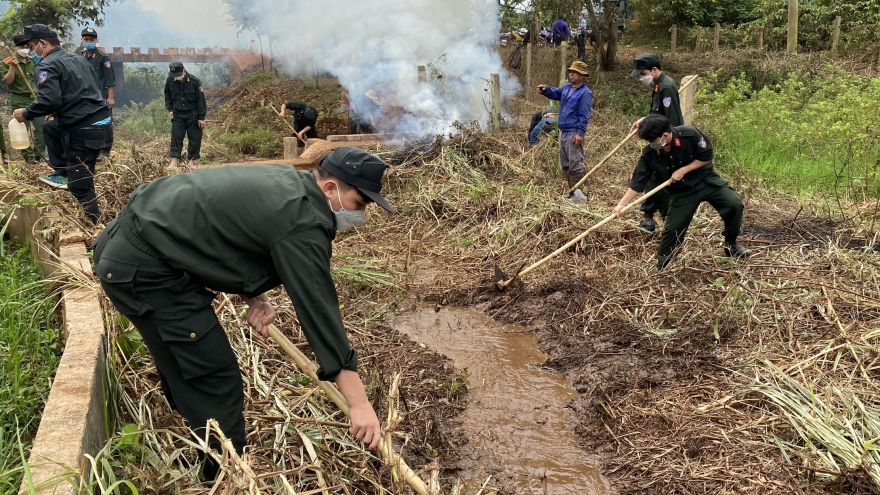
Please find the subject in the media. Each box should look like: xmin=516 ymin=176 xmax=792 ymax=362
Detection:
xmin=13 ymin=23 xmax=111 ymax=224
xmin=537 ymin=60 xmax=593 ymax=202
xmin=78 ymin=27 xmax=116 ymax=161
xmin=92 ymin=147 xmax=393 ymax=481
xmin=164 ymin=61 xmax=207 ymax=170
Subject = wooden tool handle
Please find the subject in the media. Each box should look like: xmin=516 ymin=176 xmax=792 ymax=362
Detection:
xmin=499 ymin=179 xmax=673 ymax=288
xmin=266 ymin=324 xmax=429 ymax=495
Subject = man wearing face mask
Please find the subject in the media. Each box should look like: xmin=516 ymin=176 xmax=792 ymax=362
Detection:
xmin=628 ymin=53 xmax=682 ymax=233
xmin=3 ymin=35 xmax=42 ymax=165
xmin=78 ymin=27 xmax=116 ymax=161
xmin=165 ymin=61 xmax=206 ymax=170
xmin=13 ymin=24 xmax=111 ymax=224
xmin=613 ymin=114 xmax=752 ymax=269
xmin=91 ymin=147 xmax=392 ymax=481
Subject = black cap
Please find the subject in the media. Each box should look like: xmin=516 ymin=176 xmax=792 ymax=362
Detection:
xmin=319 ymin=147 xmax=393 ymax=212
xmin=12 ymin=35 xmax=27 ymax=47
xmin=630 ymin=53 xmax=660 ymax=77
xmin=168 ymin=61 xmax=184 ymax=77
xmin=81 ymin=27 xmax=98 ymax=37
xmin=303 ymin=108 xmax=316 ymax=120
xmin=22 ymin=24 xmax=58 ymax=42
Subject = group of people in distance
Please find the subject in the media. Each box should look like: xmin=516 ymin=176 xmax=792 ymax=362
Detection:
xmin=533 ymin=52 xmax=752 ymax=270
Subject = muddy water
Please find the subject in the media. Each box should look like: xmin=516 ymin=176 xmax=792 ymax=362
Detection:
xmin=390 ymin=306 xmax=609 ymax=495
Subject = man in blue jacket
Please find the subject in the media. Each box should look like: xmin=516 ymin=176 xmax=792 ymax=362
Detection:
xmin=537 ymin=60 xmax=593 ymax=202
xmin=552 ymin=16 xmax=569 ymax=47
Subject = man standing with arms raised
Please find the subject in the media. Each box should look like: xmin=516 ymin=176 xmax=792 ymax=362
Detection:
xmin=537 ymin=60 xmax=593 ymax=202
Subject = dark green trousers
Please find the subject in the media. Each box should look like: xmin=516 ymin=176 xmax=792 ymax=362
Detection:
xmin=640 ymin=175 xmax=671 ymax=219
xmin=93 ymin=213 xmax=246 ymax=470
xmin=657 ymin=179 xmax=744 ymax=269
xmin=169 ymin=110 xmax=202 ymax=160
xmin=10 ymin=93 xmax=45 ymax=159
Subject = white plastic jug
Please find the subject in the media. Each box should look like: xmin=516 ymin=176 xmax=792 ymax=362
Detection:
xmin=8 ymin=118 xmax=29 ymax=150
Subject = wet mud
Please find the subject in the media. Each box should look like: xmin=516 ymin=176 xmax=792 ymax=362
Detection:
xmin=390 ymin=305 xmax=610 ymax=495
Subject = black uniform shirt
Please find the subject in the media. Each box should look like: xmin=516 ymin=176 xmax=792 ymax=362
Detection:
xmin=126 ymin=165 xmax=355 ymax=381
xmin=22 ymin=47 xmax=110 ymax=130
xmin=651 ymin=73 xmax=683 ymax=127
xmin=78 ymin=48 xmax=116 ymax=97
xmin=164 ymin=74 xmax=207 ymax=120
xmin=629 ymin=126 xmax=715 ymax=194
xmin=286 ymin=101 xmax=318 ymax=129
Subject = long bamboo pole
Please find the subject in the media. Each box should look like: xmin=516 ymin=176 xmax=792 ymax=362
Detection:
xmin=567 ymin=75 xmax=699 ymax=194
xmin=266 ymin=324 xmax=430 ymax=495
xmin=497 ymin=179 xmax=672 ymax=289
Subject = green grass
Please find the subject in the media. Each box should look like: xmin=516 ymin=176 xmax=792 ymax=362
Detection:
xmin=117 ymin=99 xmax=172 ymax=138
xmin=0 ymin=242 xmax=60 ymax=493
xmin=701 ymin=69 xmax=880 ymax=197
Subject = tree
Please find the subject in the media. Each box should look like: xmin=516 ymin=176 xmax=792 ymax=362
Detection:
xmin=584 ymin=0 xmax=621 ymax=71
xmin=0 ymin=0 xmax=115 ymax=38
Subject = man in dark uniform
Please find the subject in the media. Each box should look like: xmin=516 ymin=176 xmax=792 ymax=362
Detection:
xmin=629 ymin=53 xmax=683 ymax=233
xmin=78 ymin=27 xmax=116 ymax=161
xmin=14 ymin=24 xmax=111 ymax=224
xmin=279 ymin=101 xmax=318 ymax=155
xmin=4 ymin=35 xmax=41 ymax=164
xmin=164 ymin=62 xmax=206 ymax=170
xmin=92 ymin=147 xmax=390 ymax=480
xmin=613 ymin=114 xmax=752 ymax=269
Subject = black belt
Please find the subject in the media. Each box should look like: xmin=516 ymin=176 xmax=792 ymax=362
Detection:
xmin=80 ymin=125 xmax=110 ymax=130
xmin=116 ymin=209 xmax=164 ymax=259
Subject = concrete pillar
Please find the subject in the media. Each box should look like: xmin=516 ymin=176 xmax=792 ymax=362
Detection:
xmin=679 ymin=75 xmax=698 ymax=126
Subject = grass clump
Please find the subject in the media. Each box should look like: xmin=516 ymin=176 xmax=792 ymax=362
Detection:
xmin=117 ymin=99 xmax=171 ymax=139
xmin=701 ymin=69 xmax=880 ymax=198
xmin=216 ymin=128 xmax=280 ymax=156
xmin=0 ymin=243 xmax=60 ymax=493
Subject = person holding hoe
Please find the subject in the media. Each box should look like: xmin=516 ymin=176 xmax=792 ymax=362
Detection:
xmin=613 ymin=114 xmax=752 ymax=269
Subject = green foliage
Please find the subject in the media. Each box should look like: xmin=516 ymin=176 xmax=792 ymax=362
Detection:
xmin=118 ymin=99 xmax=170 ymax=138
xmin=216 ymin=128 xmax=279 ymax=156
xmin=631 ymin=0 xmax=759 ymax=27
xmin=702 ymin=69 xmax=880 ymax=195
xmin=0 ymin=243 xmax=60 ymax=493
xmin=749 ymin=0 xmax=880 ymax=52
xmin=118 ymin=65 xmax=165 ymax=107
xmin=0 ymin=0 xmax=114 ymax=38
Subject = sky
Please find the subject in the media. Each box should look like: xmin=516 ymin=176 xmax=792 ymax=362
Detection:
xmin=0 ymin=0 xmax=258 ymax=49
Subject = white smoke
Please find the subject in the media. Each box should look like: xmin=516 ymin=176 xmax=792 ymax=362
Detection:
xmin=253 ymin=0 xmax=519 ymax=136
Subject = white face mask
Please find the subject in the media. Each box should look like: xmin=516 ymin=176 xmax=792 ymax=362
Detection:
xmin=328 ymin=189 xmax=366 ymax=232
xmin=16 ymin=49 xmax=29 ymax=57
xmin=639 ymin=73 xmax=654 ymax=86
xmin=174 ymin=74 xmax=185 ymax=81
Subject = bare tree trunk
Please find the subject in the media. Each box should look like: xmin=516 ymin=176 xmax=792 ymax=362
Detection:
xmin=583 ymin=0 xmax=619 ymax=71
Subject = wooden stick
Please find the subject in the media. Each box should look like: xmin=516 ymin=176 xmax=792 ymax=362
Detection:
xmin=270 ymin=104 xmax=298 ymax=134
xmin=498 ymin=179 xmax=672 ymax=289
xmin=267 ymin=324 xmax=430 ymax=495
xmin=568 ymin=75 xmax=700 ymax=194
xmin=0 ymin=41 xmax=35 ymax=98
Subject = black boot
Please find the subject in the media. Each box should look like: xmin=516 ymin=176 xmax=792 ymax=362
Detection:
xmin=724 ymin=242 xmax=753 ymax=258
xmin=638 ymin=217 xmax=656 ymax=232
